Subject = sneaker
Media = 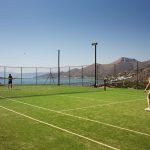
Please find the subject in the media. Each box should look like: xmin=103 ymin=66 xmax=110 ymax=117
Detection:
xmin=145 ymin=108 xmax=150 ymax=111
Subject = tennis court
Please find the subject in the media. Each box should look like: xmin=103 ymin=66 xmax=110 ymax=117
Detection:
xmin=0 ymin=85 xmax=150 ymax=150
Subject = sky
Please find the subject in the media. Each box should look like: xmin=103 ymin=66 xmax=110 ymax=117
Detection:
xmin=0 ymin=0 xmax=150 ymax=67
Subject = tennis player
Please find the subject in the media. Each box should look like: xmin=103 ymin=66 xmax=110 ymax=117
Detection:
xmin=8 ymin=74 xmax=13 ymax=89
xmin=144 ymin=77 xmax=150 ymax=111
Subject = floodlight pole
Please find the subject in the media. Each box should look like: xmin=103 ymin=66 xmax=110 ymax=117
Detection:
xmin=92 ymin=42 xmax=98 ymax=88
xmin=58 ymin=50 xmax=60 ymax=86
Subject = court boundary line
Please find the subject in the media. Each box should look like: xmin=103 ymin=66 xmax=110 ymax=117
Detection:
xmin=60 ymin=99 xmax=143 ymax=112
xmin=60 ymin=94 xmax=100 ymax=101
xmin=0 ymin=96 xmax=150 ymax=138
xmin=0 ymin=105 xmax=119 ymax=150
xmin=58 ymin=92 xmax=144 ymax=100
xmin=60 ymin=93 xmax=144 ymax=101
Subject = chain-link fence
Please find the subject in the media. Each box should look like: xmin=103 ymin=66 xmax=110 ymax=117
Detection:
xmin=96 ymin=61 xmax=150 ymax=89
xmin=0 ymin=61 xmax=149 ymax=88
xmin=0 ymin=65 xmax=96 ymax=86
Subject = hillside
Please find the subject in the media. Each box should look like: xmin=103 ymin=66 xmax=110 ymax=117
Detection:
xmin=32 ymin=57 xmax=150 ymax=81
xmin=64 ymin=57 xmax=150 ymax=80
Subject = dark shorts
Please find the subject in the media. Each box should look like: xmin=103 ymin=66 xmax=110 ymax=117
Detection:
xmin=8 ymin=81 xmax=12 ymax=84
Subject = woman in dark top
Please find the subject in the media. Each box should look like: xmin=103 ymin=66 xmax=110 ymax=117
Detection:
xmin=8 ymin=74 xmax=13 ymax=89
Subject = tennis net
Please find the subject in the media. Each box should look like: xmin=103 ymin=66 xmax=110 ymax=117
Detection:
xmin=0 ymin=85 xmax=101 ymax=99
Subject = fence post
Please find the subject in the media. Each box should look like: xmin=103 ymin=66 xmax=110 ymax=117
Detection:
xmin=136 ymin=61 xmax=139 ymax=89
xmin=50 ymin=68 xmax=51 ymax=84
xmin=97 ymin=65 xmax=99 ymax=86
xmin=4 ymin=66 xmax=6 ymax=85
xmin=58 ymin=50 xmax=60 ymax=86
xmin=36 ymin=67 xmax=38 ymax=85
xmin=69 ymin=66 xmax=70 ymax=85
xmin=114 ymin=64 xmax=117 ymax=87
xmin=21 ymin=67 xmax=22 ymax=85
xmin=82 ymin=66 xmax=83 ymax=86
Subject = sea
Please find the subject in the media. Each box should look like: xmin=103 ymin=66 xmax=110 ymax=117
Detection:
xmin=0 ymin=77 xmax=103 ymax=86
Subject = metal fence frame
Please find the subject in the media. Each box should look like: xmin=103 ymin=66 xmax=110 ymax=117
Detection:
xmin=0 ymin=65 xmax=95 ymax=86
xmin=0 ymin=62 xmax=148 ymax=89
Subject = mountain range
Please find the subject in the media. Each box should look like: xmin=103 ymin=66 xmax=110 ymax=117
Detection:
xmin=29 ymin=57 xmax=150 ymax=82
xmin=63 ymin=57 xmax=150 ymax=81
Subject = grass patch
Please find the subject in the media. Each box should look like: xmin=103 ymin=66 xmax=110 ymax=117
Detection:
xmin=0 ymin=85 xmax=150 ymax=150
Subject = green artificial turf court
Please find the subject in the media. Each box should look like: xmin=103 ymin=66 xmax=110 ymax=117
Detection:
xmin=0 ymin=85 xmax=150 ymax=150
